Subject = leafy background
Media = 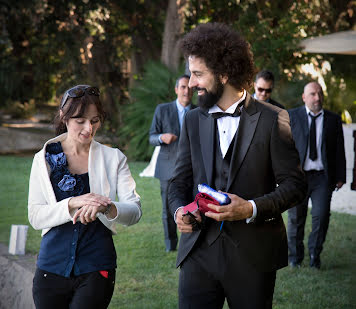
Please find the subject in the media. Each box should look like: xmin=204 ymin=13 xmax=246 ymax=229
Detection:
xmin=0 ymin=0 xmax=355 ymax=160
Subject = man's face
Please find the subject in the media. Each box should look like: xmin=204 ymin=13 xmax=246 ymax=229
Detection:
xmin=302 ymin=82 xmax=324 ymax=113
xmin=175 ymin=77 xmax=193 ymax=107
xmin=254 ymin=78 xmax=273 ymax=102
xmin=188 ymin=56 xmax=224 ymax=109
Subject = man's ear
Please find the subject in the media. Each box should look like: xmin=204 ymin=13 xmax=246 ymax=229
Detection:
xmin=220 ymin=75 xmax=228 ymax=85
xmin=175 ymin=87 xmax=178 ymax=95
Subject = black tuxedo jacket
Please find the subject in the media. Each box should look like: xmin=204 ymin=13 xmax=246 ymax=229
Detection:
xmin=149 ymin=101 xmax=196 ymax=181
xmin=288 ymin=106 xmax=346 ymax=185
xmin=168 ymin=93 xmax=306 ymax=272
xmin=269 ymin=98 xmax=285 ymax=109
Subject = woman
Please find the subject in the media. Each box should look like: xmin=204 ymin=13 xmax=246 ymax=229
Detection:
xmin=28 ymin=84 xmax=142 ymax=309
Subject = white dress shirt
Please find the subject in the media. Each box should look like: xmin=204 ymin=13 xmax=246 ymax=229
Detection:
xmin=208 ymin=91 xmax=246 ymax=158
xmin=304 ymin=106 xmax=324 ymax=171
xmin=176 ymin=99 xmax=191 ymax=129
xmin=208 ymin=90 xmax=256 ymax=223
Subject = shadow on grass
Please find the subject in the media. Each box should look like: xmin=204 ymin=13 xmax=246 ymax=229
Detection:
xmin=0 ymin=158 xmax=354 ymax=308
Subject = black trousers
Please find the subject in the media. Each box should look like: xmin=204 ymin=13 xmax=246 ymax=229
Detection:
xmin=179 ymin=233 xmax=276 ymax=309
xmin=160 ymin=179 xmax=178 ymax=251
xmin=33 ymin=268 xmax=115 ymax=309
xmin=287 ymin=171 xmax=334 ymax=263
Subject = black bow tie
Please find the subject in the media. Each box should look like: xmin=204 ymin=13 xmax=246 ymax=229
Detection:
xmin=211 ymin=105 xmax=242 ymax=119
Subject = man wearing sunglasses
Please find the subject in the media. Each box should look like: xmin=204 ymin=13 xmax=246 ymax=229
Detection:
xmin=253 ymin=70 xmax=285 ymax=109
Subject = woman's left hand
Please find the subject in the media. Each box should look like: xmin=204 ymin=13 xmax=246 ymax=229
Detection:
xmin=73 ymin=204 xmax=107 ymax=224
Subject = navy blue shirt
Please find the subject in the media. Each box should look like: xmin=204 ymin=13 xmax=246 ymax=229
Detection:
xmin=37 ymin=142 xmax=116 ymax=278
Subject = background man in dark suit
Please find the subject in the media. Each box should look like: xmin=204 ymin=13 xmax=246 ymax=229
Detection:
xmin=168 ymin=23 xmax=306 ymax=309
xmin=287 ymin=81 xmax=346 ymax=269
xmin=149 ymin=75 xmax=194 ymax=252
xmin=253 ymin=70 xmax=285 ymax=109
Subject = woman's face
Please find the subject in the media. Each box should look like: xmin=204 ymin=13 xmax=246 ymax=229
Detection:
xmin=65 ymin=104 xmax=101 ymax=145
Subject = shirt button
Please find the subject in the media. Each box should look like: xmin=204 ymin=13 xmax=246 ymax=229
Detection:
xmin=71 ymin=256 xmax=74 ymax=259
xmin=74 ymin=229 xmax=77 ymax=232
xmin=72 ymin=242 xmax=75 ymax=245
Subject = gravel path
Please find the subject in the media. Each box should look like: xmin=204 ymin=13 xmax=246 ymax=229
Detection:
xmin=328 ymin=168 xmax=356 ymax=215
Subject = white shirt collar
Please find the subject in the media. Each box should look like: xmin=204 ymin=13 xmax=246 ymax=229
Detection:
xmin=208 ymin=90 xmax=246 ymax=114
xmin=176 ymin=99 xmax=190 ymax=112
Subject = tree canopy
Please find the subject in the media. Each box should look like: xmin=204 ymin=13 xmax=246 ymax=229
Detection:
xmin=0 ymin=0 xmax=355 ymax=159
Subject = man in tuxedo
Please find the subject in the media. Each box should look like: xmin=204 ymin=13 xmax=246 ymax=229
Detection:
xmin=168 ymin=23 xmax=306 ymax=309
xmin=149 ymin=75 xmax=194 ymax=252
xmin=287 ymin=82 xmax=346 ymax=269
xmin=253 ymin=70 xmax=285 ymax=109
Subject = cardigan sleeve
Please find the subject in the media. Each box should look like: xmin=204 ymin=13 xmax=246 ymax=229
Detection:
xmin=98 ymin=148 xmax=142 ymax=227
xmin=28 ymin=153 xmax=73 ymax=230
xmin=114 ymin=150 xmax=142 ymax=226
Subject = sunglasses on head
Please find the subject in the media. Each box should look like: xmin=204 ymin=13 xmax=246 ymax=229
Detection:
xmin=257 ymin=87 xmax=272 ymax=94
xmin=60 ymin=85 xmax=100 ymax=109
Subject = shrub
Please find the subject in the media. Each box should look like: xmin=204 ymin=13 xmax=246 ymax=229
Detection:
xmin=120 ymin=61 xmax=183 ymax=161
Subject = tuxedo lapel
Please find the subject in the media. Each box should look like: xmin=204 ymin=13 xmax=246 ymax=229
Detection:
xmin=199 ymin=110 xmax=215 ymax=185
xmin=227 ymin=96 xmax=260 ymax=191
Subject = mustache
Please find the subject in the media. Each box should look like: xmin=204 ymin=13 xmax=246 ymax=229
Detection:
xmin=192 ymin=87 xmax=207 ymax=92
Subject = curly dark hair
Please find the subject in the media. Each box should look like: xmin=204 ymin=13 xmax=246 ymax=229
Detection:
xmin=180 ymin=23 xmax=255 ymax=90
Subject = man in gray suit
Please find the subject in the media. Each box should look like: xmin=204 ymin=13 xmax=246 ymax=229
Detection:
xmin=149 ymin=75 xmax=194 ymax=252
xmin=288 ymin=82 xmax=346 ymax=269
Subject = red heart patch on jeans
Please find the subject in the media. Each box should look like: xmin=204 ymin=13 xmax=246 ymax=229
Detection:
xmin=99 ymin=270 xmax=109 ymax=278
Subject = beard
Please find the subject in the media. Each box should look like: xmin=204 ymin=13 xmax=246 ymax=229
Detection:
xmin=196 ymin=78 xmax=224 ymax=109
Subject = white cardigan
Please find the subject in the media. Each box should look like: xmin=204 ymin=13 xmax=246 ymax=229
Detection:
xmin=28 ymin=133 xmax=142 ymax=236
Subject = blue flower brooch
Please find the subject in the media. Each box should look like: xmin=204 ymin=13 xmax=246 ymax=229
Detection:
xmin=46 ymin=142 xmax=85 ymax=198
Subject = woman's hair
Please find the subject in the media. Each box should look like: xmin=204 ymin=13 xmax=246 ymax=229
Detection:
xmin=180 ymin=22 xmax=255 ymax=90
xmin=54 ymin=87 xmax=106 ymax=135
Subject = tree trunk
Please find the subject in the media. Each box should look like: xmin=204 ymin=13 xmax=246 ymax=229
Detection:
xmin=87 ymin=39 xmax=124 ymax=123
xmin=161 ymin=0 xmax=188 ymax=71
xmin=129 ymin=33 xmax=161 ymax=88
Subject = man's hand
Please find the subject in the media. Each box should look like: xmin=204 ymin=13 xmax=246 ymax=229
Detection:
xmin=204 ymin=192 xmax=253 ymax=221
xmin=335 ymin=181 xmax=345 ymax=191
xmin=161 ymin=133 xmax=178 ymax=144
xmin=176 ymin=208 xmax=202 ymax=233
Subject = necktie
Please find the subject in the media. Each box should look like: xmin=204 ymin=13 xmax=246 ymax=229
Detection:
xmin=181 ymin=108 xmax=188 ymax=128
xmin=211 ymin=104 xmax=242 ymax=119
xmin=309 ymin=112 xmax=322 ymax=161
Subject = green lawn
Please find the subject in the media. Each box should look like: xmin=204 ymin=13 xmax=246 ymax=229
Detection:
xmin=0 ymin=155 xmax=355 ymax=308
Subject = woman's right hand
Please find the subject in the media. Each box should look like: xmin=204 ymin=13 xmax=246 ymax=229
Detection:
xmin=69 ymin=193 xmax=112 ymax=224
